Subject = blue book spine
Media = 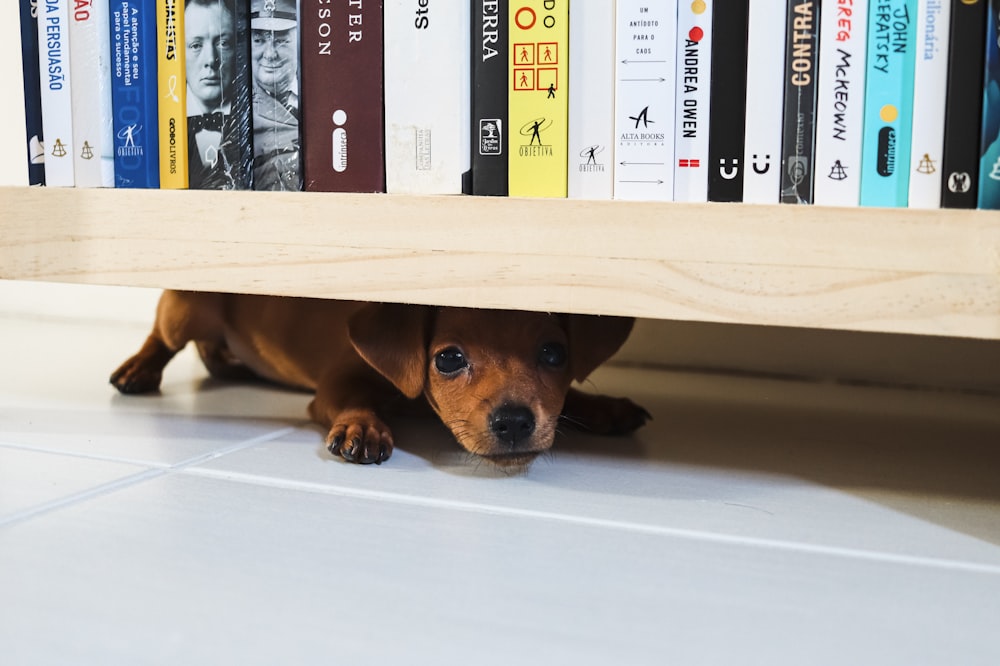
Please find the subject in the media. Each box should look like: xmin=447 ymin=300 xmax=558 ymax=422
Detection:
xmin=19 ymin=0 xmax=45 ymax=185
xmin=978 ymin=0 xmax=1000 ymax=208
xmin=859 ymin=0 xmax=918 ymax=206
xmin=109 ymin=0 xmax=159 ymax=188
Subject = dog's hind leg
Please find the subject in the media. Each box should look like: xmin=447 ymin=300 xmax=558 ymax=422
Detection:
xmin=110 ymin=291 xmax=226 ymax=394
xmin=195 ymin=340 xmax=261 ymax=383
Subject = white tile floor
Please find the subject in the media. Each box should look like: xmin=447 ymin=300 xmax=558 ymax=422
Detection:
xmin=1 ymin=284 xmax=999 ymax=665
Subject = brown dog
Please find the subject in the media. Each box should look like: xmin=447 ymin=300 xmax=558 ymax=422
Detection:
xmin=110 ymin=291 xmax=650 ymax=468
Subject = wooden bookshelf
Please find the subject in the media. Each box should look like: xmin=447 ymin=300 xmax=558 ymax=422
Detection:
xmin=1 ymin=186 xmax=998 ymax=340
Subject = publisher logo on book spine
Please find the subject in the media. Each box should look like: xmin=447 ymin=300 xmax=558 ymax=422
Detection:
xmin=479 ymin=119 xmax=502 ymax=156
xmin=578 ymin=145 xmax=606 ymax=173
xmin=331 ymin=109 xmax=348 ymax=173
xmin=116 ymin=124 xmax=146 ymax=160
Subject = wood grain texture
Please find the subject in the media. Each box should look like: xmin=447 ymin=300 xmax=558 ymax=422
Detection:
xmin=2 ymin=187 xmax=999 ymax=339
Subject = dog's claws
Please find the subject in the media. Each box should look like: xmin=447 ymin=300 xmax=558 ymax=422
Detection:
xmin=326 ymin=422 xmax=394 ymax=465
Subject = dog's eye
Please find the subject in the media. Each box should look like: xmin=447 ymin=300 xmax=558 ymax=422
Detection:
xmin=538 ymin=342 xmax=567 ymax=368
xmin=434 ymin=347 xmax=468 ymax=375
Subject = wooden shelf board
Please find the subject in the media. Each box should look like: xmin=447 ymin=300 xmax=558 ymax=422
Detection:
xmin=2 ymin=187 xmax=999 ymax=339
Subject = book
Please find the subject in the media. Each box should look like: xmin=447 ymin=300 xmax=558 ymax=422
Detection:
xmin=157 ymin=0 xmax=187 ymax=189
xmin=979 ymin=0 xmax=1000 ymax=208
xmin=507 ymin=0 xmax=570 ymax=197
xmin=109 ymin=0 xmax=159 ymax=188
xmin=471 ymin=0 xmax=509 ymax=196
xmin=185 ymin=0 xmax=253 ymax=190
xmin=673 ymin=0 xmax=713 ymax=202
xmin=707 ymin=0 xmax=750 ymax=202
xmin=19 ymin=0 xmax=45 ymax=185
xmin=742 ymin=0 xmax=787 ymax=204
xmin=813 ymin=0 xmax=868 ymax=207
xmin=249 ymin=0 xmax=301 ymax=191
xmin=301 ymin=0 xmax=385 ymax=192
xmin=384 ymin=0 xmax=470 ymax=195
xmin=613 ymin=0 xmax=677 ymax=201
xmin=858 ymin=0 xmax=918 ymax=207
xmin=940 ymin=0 xmax=986 ymax=208
xmin=779 ymin=0 xmax=821 ymax=204
xmin=69 ymin=0 xmax=115 ymax=187
xmin=568 ymin=0 xmax=615 ymax=200
xmin=907 ymin=0 xmax=949 ymax=208
xmin=37 ymin=0 xmax=75 ymax=187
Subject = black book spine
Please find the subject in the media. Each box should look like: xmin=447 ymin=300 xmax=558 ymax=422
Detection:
xmin=471 ymin=0 xmax=508 ymax=196
xmin=940 ymin=0 xmax=988 ymax=208
xmin=18 ymin=0 xmax=45 ymax=185
xmin=779 ymin=0 xmax=822 ymax=204
xmin=707 ymin=0 xmax=750 ymax=202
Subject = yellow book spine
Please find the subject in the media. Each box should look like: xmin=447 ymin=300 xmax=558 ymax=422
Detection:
xmin=157 ymin=0 xmax=188 ymax=189
xmin=508 ymin=1 xmax=569 ymax=197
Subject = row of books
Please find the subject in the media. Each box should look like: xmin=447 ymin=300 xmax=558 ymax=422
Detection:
xmin=16 ymin=0 xmax=1000 ymax=209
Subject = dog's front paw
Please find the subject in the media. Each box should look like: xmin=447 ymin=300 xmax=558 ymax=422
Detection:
xmin=325 ymin=410 xmax=394 ymax=465
xmin=562 ymin=390 xmax=652 ymax=436
xmin=110 ymin=354 xmax=163 ymax=394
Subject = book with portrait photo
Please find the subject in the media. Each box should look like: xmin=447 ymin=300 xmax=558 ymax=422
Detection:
xmin=183 ymin=0 xmax=253 ymax=190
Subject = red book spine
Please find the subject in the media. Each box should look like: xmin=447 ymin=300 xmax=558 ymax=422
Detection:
xmin=300 ymin=0 xmax=385 ymax=192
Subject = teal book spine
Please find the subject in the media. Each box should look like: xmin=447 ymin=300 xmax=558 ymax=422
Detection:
xmin=978 ymin=0 xmax=1000 ymax=208
xmin=859 ymin=0 xmax=918 ymax=206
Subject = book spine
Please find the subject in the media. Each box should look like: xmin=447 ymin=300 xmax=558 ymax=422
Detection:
xmin=157 ymin=0 xmax=187 ymax=189
xmin=813 ymin=0 xmax=868 ymax=207
xmin=301 ymin=0 xmax=385 ymax=192
xmin=779 ymin=0 xmax=821 ymax=205
xmin=707 ymin=0 xmax=749 ymax=202
xmin=978 ymin=0 xmax=1000 ymax=208
xmin=507 ymin=0 xmax=569 ymax=198
xmin=471 ymin=0 xmax=508 ymax=196
xmin=613 ymin=0 xmax=677 ymax=201
xmin=568 ymin=0 xmax=615 ymax=200
xmin=673 ymin=0 xmax=712 ymax=202
xmin=19 ymin=0 xmax=46 ymax=185
xmin=940 ymin=0 xmax=986 ymax=208
xmin=384 ymin=0 xmax=470 ymax=194
xmin=186 ymin=0 xmax=252 ymax=190
xmin=109 ymin=0 xmax=159 ymax=188
xmin=37 ymin=0 xmax=75 ymax=187
xmin=907 ymin=0 xmax=948 ymax=208
xmin=70 ymin=0 xmax=115 ymax=187
xmin=742 ymin=0 xmax=787 ymax=204
xmin=858 ymin=0 xmax=918 ymax=207
xmin=248 ymin=0 xmax=301 ymax=191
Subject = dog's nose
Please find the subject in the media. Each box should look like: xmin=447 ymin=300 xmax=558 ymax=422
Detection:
xmin=489 ymin=405 xmax=536 ymax=446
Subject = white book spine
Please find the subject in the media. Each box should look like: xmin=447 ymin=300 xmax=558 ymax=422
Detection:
xmin=37 ymin=0 xmax=75 ymax=187
xmin=742 ymin=1 xmax=786 ymax=204
xmin=383 ymin=0 xmax=470 ymax=195
xmin=814 ymin=0 xmax=869 ymax=207
xmin=569 ymin=0 xmax=615 ymax=200
xmin=69 ymin=0 xmax=115 ymax=187
xmin=613 ymin=0 xmax=677 ymax=201
xmin=672 ymin=0 xmax=711 ymax=202
xmin=907 ymin=0 xmax=950 ymax=208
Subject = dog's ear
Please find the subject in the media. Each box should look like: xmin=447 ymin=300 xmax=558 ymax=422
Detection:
xmin=348 ymin=303 xmax=432 ymax=398
xmin=565 ymin=315 xmax=635 ymax=382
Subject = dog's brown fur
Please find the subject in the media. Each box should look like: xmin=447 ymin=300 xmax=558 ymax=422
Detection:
xmin=110 ymin=291 xmax=650 ymax=468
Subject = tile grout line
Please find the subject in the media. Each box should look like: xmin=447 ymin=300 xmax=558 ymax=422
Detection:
xmin=0 ymin=426 xmax=298 ymax=529
xmin=181 ymin=466 xmax=1000 ymax=577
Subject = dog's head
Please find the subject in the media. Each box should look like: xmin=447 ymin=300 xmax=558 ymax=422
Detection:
xmin=348 ymin=304 xmax=633 ymax=468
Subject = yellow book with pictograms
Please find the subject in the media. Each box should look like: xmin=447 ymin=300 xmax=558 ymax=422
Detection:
xmin=508 ymin=1 xmax=569 ymax=197
xmin=157 ymin=0 xmax=188 ymax=188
